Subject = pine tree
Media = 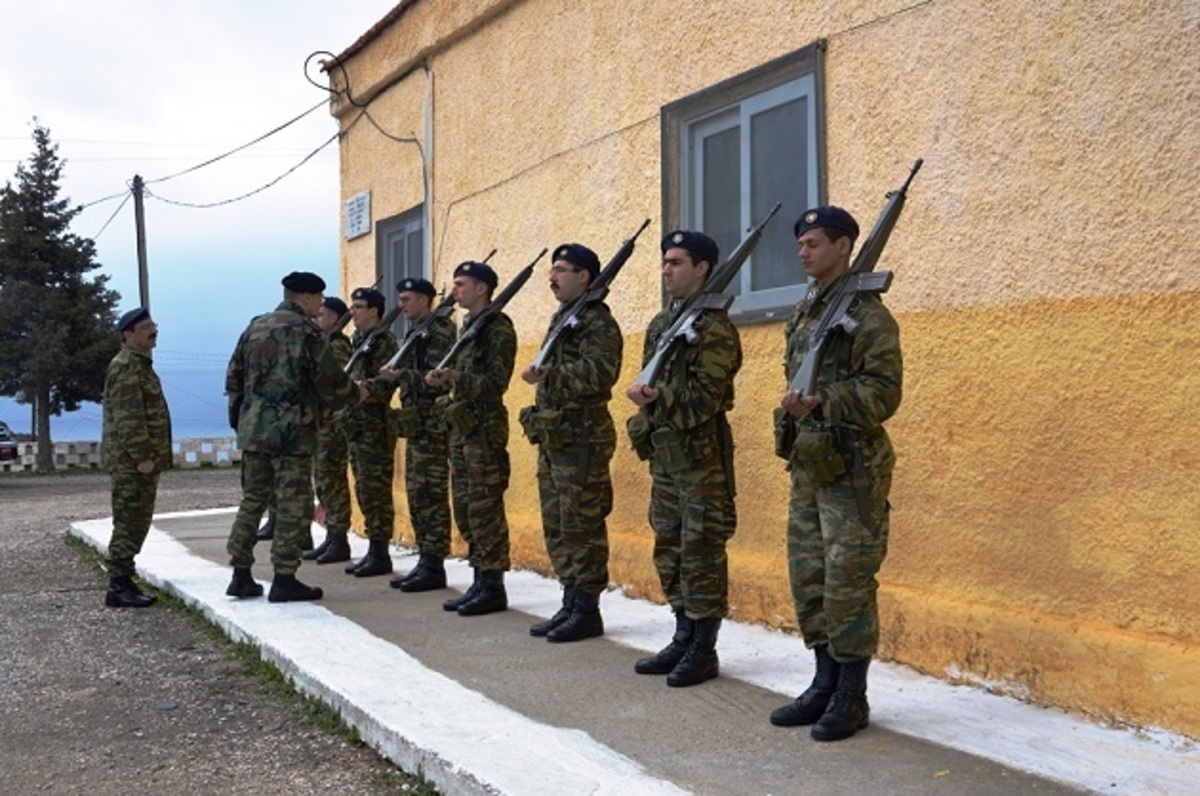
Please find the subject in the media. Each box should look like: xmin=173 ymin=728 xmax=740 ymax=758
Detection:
xmin=0 ymin=122 xmax=122 ymax=471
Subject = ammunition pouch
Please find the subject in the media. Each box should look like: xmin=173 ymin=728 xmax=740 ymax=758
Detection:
xmin=626 ymin=412 xmax=653 ymax=461
xmin=519 ymin=406 xmax=573 ymax=451
xmin=791 ymin=429 xmax=849 ymax=485
xmin=440 ymin=399 xmax=479 ymax=439
xmin=773 ymin=407 xmax=796 ymax=461
xmin=388 ymin=405 xmax=421 ymax=439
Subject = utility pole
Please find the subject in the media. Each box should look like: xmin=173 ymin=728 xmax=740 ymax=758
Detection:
xmin=132 ymin=174 xmax=150 ymax=310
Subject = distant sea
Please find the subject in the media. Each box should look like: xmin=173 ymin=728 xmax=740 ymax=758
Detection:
xmin=0 ymin=357 xmax=232 ymax=442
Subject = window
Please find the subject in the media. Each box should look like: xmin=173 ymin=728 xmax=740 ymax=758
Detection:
xmin=662 ymin=41 xmax=826 ymax=321
xmin=375 ymin=205 xmax=425 ymax=337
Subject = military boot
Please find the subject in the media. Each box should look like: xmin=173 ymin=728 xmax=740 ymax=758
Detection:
xmin=547 ymin=590 xmax=604 ymax=643
xmin=443 ymin=568 xmax=481 ymax=611
xmin=456 ymin=570 xmax=508 ymax=616
xmin=397 ymin=554 xmax=447 ymax=592
xmin=225 ymin=567 xmax=264 ymax=599
xmin=315 ymin=532 xmax=351 ymax=564
xmin=635 ymin=611 xmax=694 ymax=674
xmin=255 ymin=512 xmax=277 ymax=542
xmin=303 ymin=533 xmax=332 ymax=561
xmin=352 ymin=539 xmax=393 ymax=577
xmin=769 ymin=644 xmax=839 ymax=726
xmin=104 ymin=575 xmax=156 ymax=608
xmin=529 ymin=587 xmax=574 ymax=637
xmin=667 ymin=617 xmax=720 ymax=687
xmin=811 ymin=657 xmax=871 ymax=741
xmin=268 ymin=573 xmax=324 ymax=603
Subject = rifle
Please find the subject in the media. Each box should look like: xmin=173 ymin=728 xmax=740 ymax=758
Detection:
xmin=434 ymin=247 xmax=548 ymax=370
xmin=529 ymin=218 xmax=651 ymax=369
xmin=788 ymin=158 xmax=922 ymax=397
xmin=345 ymin=249 xmax=499 ymax=374
xmin=633 ymin=203 xmax=782 ymax=387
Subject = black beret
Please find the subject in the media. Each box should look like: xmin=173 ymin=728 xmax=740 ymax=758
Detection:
xmin=396 ymin=277 xmax=436 ymax=297
xmin=350 ymin=287 xmax=386 ymax=315
xmin=552 ymin=243 xmax=600 ymax=279
xmin=661 ymin=230 xmax=720 ymax=268
xmin=453 ymin=261 xmax=498 ymax=290
xmin=282 ymin=271 xmax=326 ymax=293
xmin=794 ymin=205 xmax=860 ymax=241
xmin=322 ymin=296 xmax=348 ymax=316
xmin=117 ymin=307 xmax=151 ymax=333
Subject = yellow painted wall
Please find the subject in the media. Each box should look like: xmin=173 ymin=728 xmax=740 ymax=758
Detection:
xmin=331 ymin=0 xmax=1200 ymax=737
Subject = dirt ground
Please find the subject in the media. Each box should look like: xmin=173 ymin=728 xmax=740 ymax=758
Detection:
xmin=0 ymin=468 xmax=430 ymax=795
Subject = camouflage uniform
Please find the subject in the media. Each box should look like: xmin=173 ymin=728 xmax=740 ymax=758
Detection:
xmin=346 ymin=325 xmax=399 ymax=543
xmin=779 ymin=278 xmax=902 ymax=661
xmin=101 ymin=344 xmax=172 ymax=578
xmin=387 ymin=315 xmax=455 ymax=558
xmin=525 ymin=302 xmax=623 ymax=596
xmin=443 ymin=312 xmax=516 ymax=571
xmin=313 ymin=331 xmax=353 ymax=536
xmin=225 ymin=300 xmax=356 ymax=574
xmin=632 ymin=305 xmax=741 ymax=620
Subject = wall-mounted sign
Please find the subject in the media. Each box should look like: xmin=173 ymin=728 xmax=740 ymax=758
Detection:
xmin=344 ymin=190 xmax=371 ymax=240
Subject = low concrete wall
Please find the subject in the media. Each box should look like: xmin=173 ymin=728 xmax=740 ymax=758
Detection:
xmin=0 ymin=438 xmax=241 ymax=473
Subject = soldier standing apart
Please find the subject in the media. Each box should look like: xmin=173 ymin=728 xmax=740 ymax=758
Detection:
xmin=519 ymin=244 xmax=622 ymax=642
xmin=305 ymin=296 xmax=355 ymax=564
xmin=376 ymin=278 xmax=455 ymax=592
xmin=771 ymin=206 xmax=902 ymax=741
xmin=100 ymin=307 xmax=171 ymax=608
xmin=343 ymin=287 xmax=400 ymax=577
xmin=626 ymin=232 xmax=741 ymax=687
xmin=225 ymin=272 xmax=357 ymax=602
xmin=425 ymin=262 xmax=516 ymax=617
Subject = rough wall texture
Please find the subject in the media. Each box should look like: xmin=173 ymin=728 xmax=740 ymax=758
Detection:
xmin=332 ymin=0 xmax=1200 ymax=737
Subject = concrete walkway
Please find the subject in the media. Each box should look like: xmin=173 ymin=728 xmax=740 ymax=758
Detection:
xmin=71 ymin=510 xmax=1198 ymax=795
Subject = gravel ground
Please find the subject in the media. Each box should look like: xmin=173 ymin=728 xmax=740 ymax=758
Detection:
xmin=0 ymin=468 xmax=431 ymax=795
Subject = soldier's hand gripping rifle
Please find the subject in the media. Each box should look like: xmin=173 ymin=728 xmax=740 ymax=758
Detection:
xmin=633 ymin=203 xmax=782 ymax=388
xmin=788 ymin=158 xmax=922 ymax=398
xmin=382 ymin=248 xmax=498 ymax=371
xmin=433 ymin=247 xmax=548 ymax=370
xmin=529 ymin=218 xmax=651 ymax=370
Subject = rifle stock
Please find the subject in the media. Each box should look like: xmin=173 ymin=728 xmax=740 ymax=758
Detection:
xmin=530 ymin=218 xmax=651 ymax=369
xmin=634 ymin=203 xmax=781 ymax=387
xmin=435 ymin=248 xmax=548 ymax=370
xmin=789 ymin=159 xmax=922 ymax=397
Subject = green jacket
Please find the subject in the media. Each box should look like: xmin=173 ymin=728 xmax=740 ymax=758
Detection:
xmin=101 ymin=345 xmax=172 ymax=472
xmin=640 ymin=303 xmax=741 ymax=433
xmin=348 ymin=323 xmax=399 ymax=416
xmin=535 ymin=301 xmax=623 ymax=412
xmin=783 ymin=275 xmax=903 ymax=431
xmin=225 ymin=300 xmax=356 ymax=455
xmin=391 ymin=314 xmax=456 ymax=409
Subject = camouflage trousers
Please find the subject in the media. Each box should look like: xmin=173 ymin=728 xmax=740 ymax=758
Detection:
xmin=106 ymin=468 xmax=161 ymax=578
xmin=536 ymin=430 xmax=614 ymax=596
xmin=649 ymin=454 xmax=736 ymax=620
xmin=349 ymin=414 xmax=396 ymax=542
xmin=314 ymin=424 xmax=351 ymax=535
xmin=787 ymin=459 xmax=893 ymax=661
xmin=450 ymin=418 xmax=511 ymax=571
xmin=227 ymin=452 xmax=314 ymax=575
xmin=406 ymin=420 xmax=451 ymax=558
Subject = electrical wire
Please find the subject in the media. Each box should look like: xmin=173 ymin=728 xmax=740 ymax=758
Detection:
xmin=92 ymin=189 xmax=132 ymax=239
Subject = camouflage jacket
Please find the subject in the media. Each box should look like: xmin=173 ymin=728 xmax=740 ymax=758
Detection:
xmin=535 ymin=301 xmax=623 ymax=412
xmin=641 ymin=303 xmax=741 ymax=433
xmin=447 ymin=311 xmax=516 ymax=434
xmin=388 ymin=314 xmax=456 ymax=409
xmin=348 ymin=324 xmax=399 ymax=416
xmin=101 ymin=345 xmax=172 ymax=472
xmin=225 ymin=300 xmax=356 ymax=455
xmin=783 ymin=274 xmax=903 ymax=432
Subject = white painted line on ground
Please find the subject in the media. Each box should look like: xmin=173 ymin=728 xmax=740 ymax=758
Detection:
xmin=76 ymin=509 xmax=1200 ymax=795
xmin=72 ymin=516 xmax=687 ymax=796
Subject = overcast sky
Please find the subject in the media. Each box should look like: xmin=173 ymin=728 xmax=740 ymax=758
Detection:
xmin=0 ymin=0 xmax=398 ymax=435
xmin=2 ymin=0 xmax=396 ymax=338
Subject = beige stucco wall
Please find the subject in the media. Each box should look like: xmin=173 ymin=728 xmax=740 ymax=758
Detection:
xmin=332 ymin=0 xmax=1200 ymax=737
